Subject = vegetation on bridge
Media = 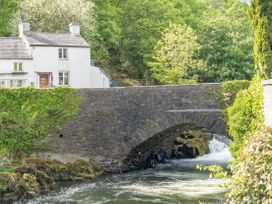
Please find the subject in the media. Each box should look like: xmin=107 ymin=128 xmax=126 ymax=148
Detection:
xmin=0 ymin=87 xmax=81 ymax=156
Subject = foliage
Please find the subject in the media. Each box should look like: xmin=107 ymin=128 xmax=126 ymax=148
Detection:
xmin=197 ymin=0 xmax=255 ymax=82
xmin=91 ymin=0 xmax=121 ymax=64
xmin=0 ymin=88 xmax=81 ymax=156
xmin=249 ymin=0 xmax=272 ymax=79
xmin=196 ymin=164 xmax=229 ymax=180
xmin=227 ymin=76 xmax=264 ymax=158
xmin=2 ymin=0 xmax=255 ymax=84
xmin=0 ymin=0 xmax=18 ymax=36
xmin=149 ymin=24 xmax=206 ymax=85
xmin=12 ymin=0 xmax=95 ymax=42
xmin=212 ymin=80 xmax=250 ymax=109
xmin=226 ymin=128 xmax=272 ymax=203
xmin=198 ymin=129 xmax=272 ymax=203
xmin=119 ymin=0 xmax=185 ymax=82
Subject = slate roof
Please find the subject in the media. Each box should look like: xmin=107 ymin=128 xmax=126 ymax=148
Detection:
xmin=0 ymin=38 xmax=32 ymax=59
xmin=0 ymin=31 xmax=89 ymax=59
xmin=23 ymin=31 xmax=90 ymax=47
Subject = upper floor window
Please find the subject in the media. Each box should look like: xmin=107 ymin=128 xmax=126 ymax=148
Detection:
xmin=58 ymin=48 xmax=68 ymax=59
xmin=13 ymin=62 xmax=23 ymax=72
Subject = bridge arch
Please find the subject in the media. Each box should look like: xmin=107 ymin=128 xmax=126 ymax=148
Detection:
xmin=122 ymin=112 xmax=226 ymax=171
xmin=50 ymin=84 xmax=227 ymax=172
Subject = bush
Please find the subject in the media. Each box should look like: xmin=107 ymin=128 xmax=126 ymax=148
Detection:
xmin=197 ymin=129 xmax=272 ymax=203
xmin=227 ymin=76 xmax=264 ymax=158
xmin=226 ymin=128 xmax=272 ymax=203
xmin=0 ymin=87 xmax=81 ymax=156
xmin=212 ymin=80 xmax=250 ymax=109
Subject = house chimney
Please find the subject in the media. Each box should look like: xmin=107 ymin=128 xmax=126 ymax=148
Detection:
xmin=69 ymin=23 xmax=80 ymax=35
xmin=19 ymin=21 xmax=30 ymax=37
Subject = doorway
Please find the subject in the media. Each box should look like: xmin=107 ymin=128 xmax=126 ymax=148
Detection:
xmin=39 ymin=74 xmax=49 ymax=88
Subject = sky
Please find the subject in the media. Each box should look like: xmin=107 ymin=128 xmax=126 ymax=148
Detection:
xmin=244 ymin=0 xmax=250 ymax=4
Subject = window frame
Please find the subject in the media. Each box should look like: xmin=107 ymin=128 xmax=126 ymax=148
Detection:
xmin=58 ymin=48 xmax=68 ymax=60
xmin=59 ymin=72 xmax=70 ymax=86
xmin=10 ymin=79 xmax=26 ymax=87
xmin=13 ymin=62 xmax=23 ymax=72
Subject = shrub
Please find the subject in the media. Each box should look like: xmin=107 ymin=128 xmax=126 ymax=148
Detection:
xmin=0 ymin=87 xmax=81 ymax=156
xmin=227 ymin=76 xmax=264 ymax=158
xmin=226 ymin=128 xmax=272 ymax=203
xmin=212 ymin=80 xmax=250 ymax=109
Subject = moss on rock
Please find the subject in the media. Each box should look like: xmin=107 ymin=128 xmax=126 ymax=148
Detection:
xmin=0 ymin=157 xmax=104 ymax=202
xmin=173 ymin=130 xmax=213 ymax=158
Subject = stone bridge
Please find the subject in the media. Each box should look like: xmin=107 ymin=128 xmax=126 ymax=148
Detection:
xmin=50 ymin=84 xmax=227 ymax=172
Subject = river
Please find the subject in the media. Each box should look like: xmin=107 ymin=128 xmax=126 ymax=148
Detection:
xmin=24 ymin=135 xmax=232 ymax=204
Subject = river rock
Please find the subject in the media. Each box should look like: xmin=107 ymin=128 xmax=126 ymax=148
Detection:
xmin=0 ymin=157 xmax=105 ymax=202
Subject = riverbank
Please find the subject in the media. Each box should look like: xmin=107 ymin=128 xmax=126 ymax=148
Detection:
xmin=0 ymin=157 xmax=104 ymax=202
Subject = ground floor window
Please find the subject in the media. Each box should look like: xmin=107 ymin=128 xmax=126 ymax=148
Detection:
xmin=10 ymin=80 xmax=26 ymax=87
xmin=0 ymin=80 xmax=6 ymax=87
xmin=59 ymin=72 xmax=69 ymax=86
xmin=0 ymin=79 xmax=27 ymax=87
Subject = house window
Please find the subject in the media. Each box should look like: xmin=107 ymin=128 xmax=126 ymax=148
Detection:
xmin=0 ymin=80 xmax=6 ymax=87
xmin=58 ymin=48 xmax=68 ymax=59
xmin=59 ymin=72 xmax=69 ymax=86
xmin=10 ymin=80 xmax=26 ymax=87
xmin=13 ymin=62 xmax=23 ymax=72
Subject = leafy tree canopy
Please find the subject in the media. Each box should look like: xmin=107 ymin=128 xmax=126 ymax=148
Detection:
xmin=12 ymin=0 xmax=95 ymax=43
xmin=249 ymin=0 xmax=272 ymax=79
xmin=149 ymin=24 xmax=206 ymax=84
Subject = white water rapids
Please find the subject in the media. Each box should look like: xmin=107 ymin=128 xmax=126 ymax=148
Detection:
xmin=24 ymin=135 xmax=232 ymax=204
xmin=161 ymin=134 xmax=233 ymax=169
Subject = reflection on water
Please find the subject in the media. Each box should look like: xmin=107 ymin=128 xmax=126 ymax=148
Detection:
xmin=24 ymin=135 xmax=231 ymax=204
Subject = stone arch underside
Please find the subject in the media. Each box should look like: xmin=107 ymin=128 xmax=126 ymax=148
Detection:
xmin=122 ymin=112 xmax=226 ymax=171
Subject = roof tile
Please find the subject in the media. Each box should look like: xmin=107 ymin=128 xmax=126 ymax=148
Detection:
xmin=0 ymin=38 xmax=32 ymax=59
xmin=23 ymin=31 xmax=89 ymax=47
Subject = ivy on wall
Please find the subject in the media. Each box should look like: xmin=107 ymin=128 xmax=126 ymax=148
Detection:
xmin=0 ymin=87 xmax=81 ymax=156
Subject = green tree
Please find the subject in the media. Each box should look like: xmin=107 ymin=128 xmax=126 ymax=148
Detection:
xmin=12 ymin=0 xmax=95 ymax=43
xmin=91 ymin=0 xmax=121 ymax=65
xmin=197 ymin=0 xmax=255 ymax=82
xmin=119 ymin=0 xmax=208 ymax=83
xmin=249 ymin=0 xmax=272 ymax=79
xmin=120 ymin=0 xmax=184 ymax=82
xmin=0 ymin=0 xmax=18 ymax=36
xmin=149 ymin=24 xmax=206 ymax=84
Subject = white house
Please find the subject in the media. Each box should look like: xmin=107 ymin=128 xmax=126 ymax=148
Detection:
xmin=0 ymin=22 xmax=111 ymax=88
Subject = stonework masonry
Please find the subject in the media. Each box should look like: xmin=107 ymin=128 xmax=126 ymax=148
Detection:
xmin=50 ymin=84 xmax=227 ymax=172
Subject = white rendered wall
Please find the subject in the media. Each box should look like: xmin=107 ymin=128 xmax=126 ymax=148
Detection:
xmin=90 ymin=66 xmax=111 ymax=88
xmin=0 ymin=45 xmax=110 ymax=88
xmin=0 ymin=59 xmax=35 ymax=86
xmin=31 ymin=46 xmax=92 ymax=88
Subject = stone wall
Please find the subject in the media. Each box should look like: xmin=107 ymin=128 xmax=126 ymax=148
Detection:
xmin=263 ymin=80 xmax=272 ymax=127
xmin=49 ymin=84 xmax=227 ymax=172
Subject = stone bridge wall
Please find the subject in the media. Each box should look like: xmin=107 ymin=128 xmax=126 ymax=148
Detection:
xmin=50 ymin=84 xmax=227 ymax=172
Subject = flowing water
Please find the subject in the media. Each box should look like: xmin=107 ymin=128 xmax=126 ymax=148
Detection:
xmin=25 ymin=135 xmax=232 ymax=204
